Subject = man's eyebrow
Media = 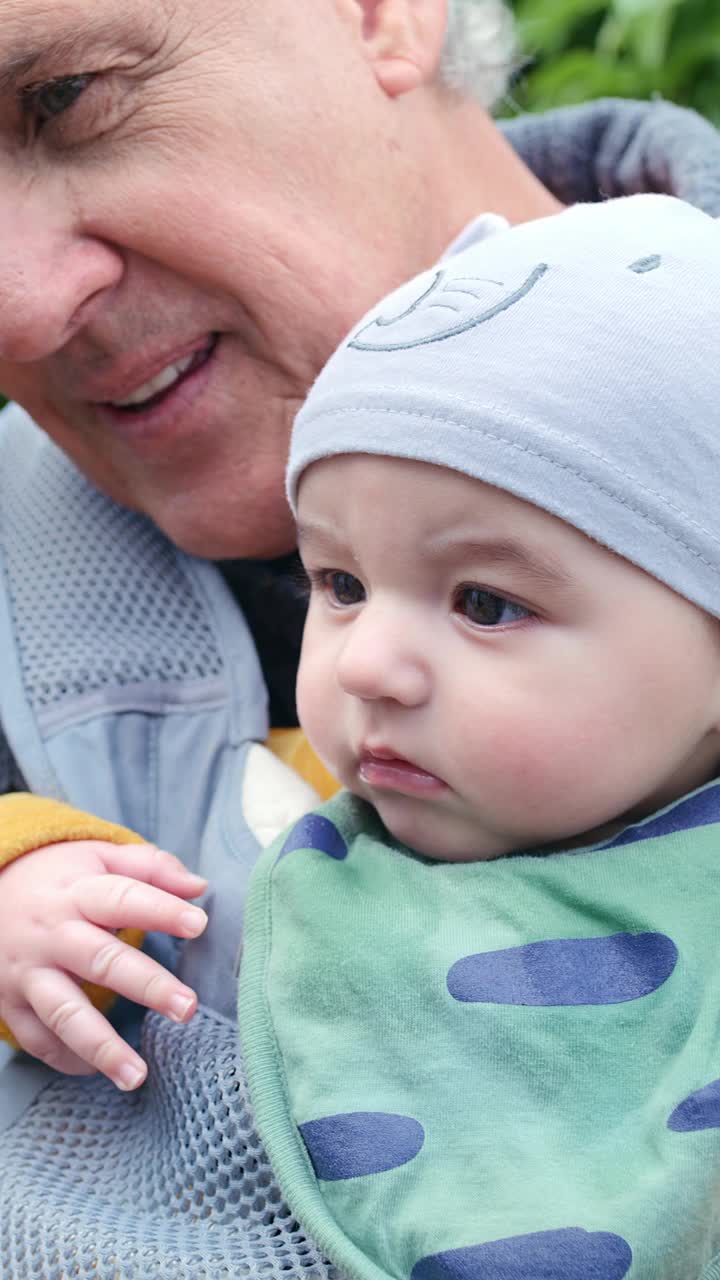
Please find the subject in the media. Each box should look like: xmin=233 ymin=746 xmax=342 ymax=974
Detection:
xmin=0 ymin=35 xmax=90 ymax=94
xmin=0 ymin=15 xmax=148 ymax=94
xmin=425 ymin=534 xmax=574 ymax=589
xmin=0 ymin=46 xmax=44 ymax=95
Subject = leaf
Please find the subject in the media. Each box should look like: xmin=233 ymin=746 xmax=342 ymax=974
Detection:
xmin=610 ymin=0 xmax=673 ymax=18
xmin=506 ymin=0 xmax=720 ymax=121
xmin=517 ymin=48 xmax=651 ymax=109
xmin=661 ymin=20 xmax=720 ymax=91
xmin=514 ymin=0 xmax=609 ymax=56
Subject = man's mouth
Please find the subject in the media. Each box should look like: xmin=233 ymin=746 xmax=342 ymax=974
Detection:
xmin=104 ymin=335 xmax=218 ymax=413
xmin=358 ymin=748 xmax=447 ymax=797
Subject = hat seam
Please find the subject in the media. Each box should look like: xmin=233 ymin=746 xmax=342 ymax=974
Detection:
xmin=292 ymin=406 xmax=720 ymax=576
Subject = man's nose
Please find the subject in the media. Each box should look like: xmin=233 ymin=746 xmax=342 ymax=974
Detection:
xmin=336 ymin=605 xmax=431 ymax=707
xmin=0 ymin=184 xmax=123 ymax=362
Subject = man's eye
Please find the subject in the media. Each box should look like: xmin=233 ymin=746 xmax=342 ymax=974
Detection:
xmin=22 ymin=74 xmax=93 ymax=132
xmin=324 ymin=571 xmax=366 ymax=607
xmin=454 ymin=586 xmax=530 ymax=627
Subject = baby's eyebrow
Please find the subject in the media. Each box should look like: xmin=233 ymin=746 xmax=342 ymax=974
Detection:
xmin=296 ymin=520 xmax=356 ymax=560
xmin=424 ymin=535 xmax=574 ymax=590
xmin=296 ymin=519 xmax=330 ymax=547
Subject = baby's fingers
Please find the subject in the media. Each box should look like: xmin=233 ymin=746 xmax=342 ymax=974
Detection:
xmin=24 ymin=970 xmax=148 ymax=1091
xmin=96 ymin=843 xmax=207 ymax=898
xmin=1 ymin=1002 xmax=96 ymax=1077
xmin=56 ymin=920 xmax=199 ymax=1025
xmin=73 ymin=873 xmax=208 ymax=938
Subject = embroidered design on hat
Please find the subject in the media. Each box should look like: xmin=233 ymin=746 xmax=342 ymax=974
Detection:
xmin=348 ymin=251 xmax=663 ymax=353
xmin=349 ymin=265 xmax=549 ymax=352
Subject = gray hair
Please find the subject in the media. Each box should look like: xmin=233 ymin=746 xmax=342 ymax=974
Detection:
xmin=441 ymin=0 xmax=517 ymax=107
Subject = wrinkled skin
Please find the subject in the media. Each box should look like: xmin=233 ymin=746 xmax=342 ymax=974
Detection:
xmin=0 ymin=0 xmax=558 ymax=558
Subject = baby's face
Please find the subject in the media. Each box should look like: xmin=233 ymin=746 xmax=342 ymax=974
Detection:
xmin=296 ymin=455 xmax=720 ymax=860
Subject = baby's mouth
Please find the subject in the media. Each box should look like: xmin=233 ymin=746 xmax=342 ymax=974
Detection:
xmin=358 ymin=750 xmax=447 ymax=796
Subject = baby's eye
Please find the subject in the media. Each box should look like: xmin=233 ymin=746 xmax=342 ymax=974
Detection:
xmin=324 ymin=571 xmax=366 ymax=607
xmin=454 ymin=586 xmax=530 ymax=627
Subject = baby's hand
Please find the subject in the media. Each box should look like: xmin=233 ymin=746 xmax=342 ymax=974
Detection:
xmin=0 ymin=841 xmax=208 ymax=1091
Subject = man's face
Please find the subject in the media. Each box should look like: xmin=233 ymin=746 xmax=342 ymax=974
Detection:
xmin=0 ymin=0 xmax=441 ymax=556
xmin=297 ymin=455 xmax=720 ymax=860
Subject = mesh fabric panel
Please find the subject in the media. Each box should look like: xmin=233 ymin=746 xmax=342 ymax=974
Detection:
xmin=2 ymin=440 xmax=223 ymax=714
xmin=0 ymin=1008 xmax=342 ymax=1280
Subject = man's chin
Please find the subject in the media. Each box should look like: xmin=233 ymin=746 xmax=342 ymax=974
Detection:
xmin=151 ymin=501 xmax=298 ymax=561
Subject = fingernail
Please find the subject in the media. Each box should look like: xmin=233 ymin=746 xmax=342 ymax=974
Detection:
xmin=181 ymin=908 xmax=207 ymax=936
xmin=169 ymin=993 xmax=194 ymax=1023
xmin=116 ymin=1063 xmax=146 ymax=1092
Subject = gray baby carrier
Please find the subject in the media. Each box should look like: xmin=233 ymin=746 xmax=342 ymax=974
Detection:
xmin=0 ymin=404 xmax=338 ymax=1280
xmin=1 ymin=94 xmax=720 ymax=1280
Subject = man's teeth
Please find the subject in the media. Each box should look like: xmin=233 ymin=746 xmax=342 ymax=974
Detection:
xmin=111 ymin=352 xmax=197 ymax=408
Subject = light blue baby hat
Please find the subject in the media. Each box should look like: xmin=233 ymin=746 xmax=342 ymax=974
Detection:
xmin=287 ymin=194 xmax=720 ymax=617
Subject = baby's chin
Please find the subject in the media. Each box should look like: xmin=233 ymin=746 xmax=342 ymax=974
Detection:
xmin=363 ymin=790 xmax=632 ymax=863
xmin=365 ymin=794 xmax=521 ymax=863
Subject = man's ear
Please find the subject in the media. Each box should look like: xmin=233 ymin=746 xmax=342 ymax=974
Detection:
xmin=354 ymin=0 xmax=449 ymax=97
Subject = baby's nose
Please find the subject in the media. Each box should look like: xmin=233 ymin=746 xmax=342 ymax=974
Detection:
xmin=336 ymin=610 xmax=431 ymax=707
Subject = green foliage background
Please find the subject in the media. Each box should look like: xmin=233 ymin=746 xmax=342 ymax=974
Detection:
xmin=505 ymin=0 xmax=720 ymax=123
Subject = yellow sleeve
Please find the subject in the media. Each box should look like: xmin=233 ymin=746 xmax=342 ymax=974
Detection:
xmin=0 ymin=793 xmax=146 ymax=1048
xmin=0 ymin=792 xmax=146 ymax=868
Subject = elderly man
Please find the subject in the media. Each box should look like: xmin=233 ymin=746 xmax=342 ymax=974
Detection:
xmin=1 ymin=0 xmax=720 ymax=1275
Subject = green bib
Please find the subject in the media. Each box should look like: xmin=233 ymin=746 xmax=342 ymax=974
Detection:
xmin=240 ymin=784 xmax=720 ymax=1280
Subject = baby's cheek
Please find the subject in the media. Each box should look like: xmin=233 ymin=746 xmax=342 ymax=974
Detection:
xmin=465 ymin=707 xmax=604 ymax=814
xmin=296 ymin=641 xmax=321 ymax=727
xmin=296 ymin=647 xmax=342 ymax=767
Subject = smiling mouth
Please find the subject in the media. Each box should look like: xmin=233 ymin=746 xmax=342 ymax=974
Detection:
xmin=105 ymin=335 xmax=218 ymax=413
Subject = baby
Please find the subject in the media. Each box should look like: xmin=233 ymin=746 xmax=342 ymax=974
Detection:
xmin=239 ymin=194 xmax=720 ymax=1280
